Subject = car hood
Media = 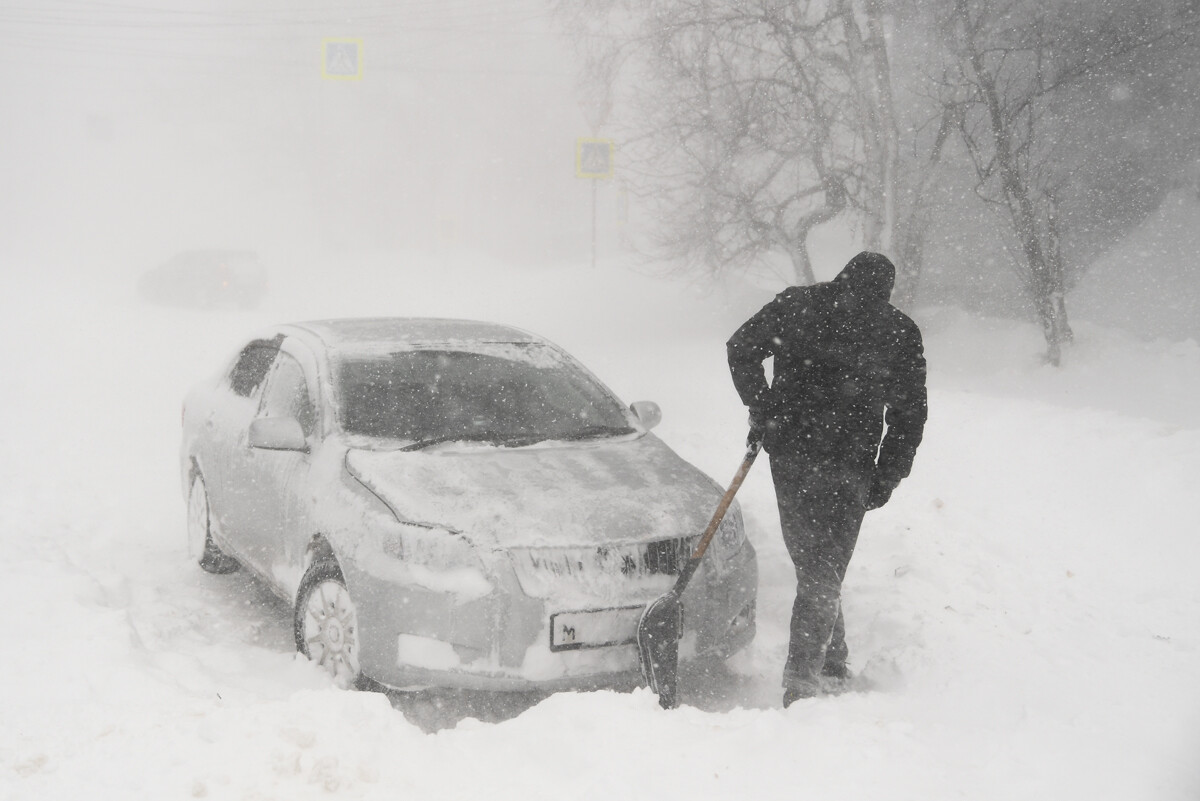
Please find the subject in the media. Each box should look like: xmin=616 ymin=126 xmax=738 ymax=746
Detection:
xmin=344 ymin=435 xmax=725 ymax=549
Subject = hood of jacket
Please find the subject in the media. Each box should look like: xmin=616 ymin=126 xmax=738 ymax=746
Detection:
xmin=833 ymin=251 xmax=895 ymax=305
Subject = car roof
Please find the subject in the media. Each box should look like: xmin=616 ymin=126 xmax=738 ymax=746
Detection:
xmin=289 ymin=318 xmax=544 ymax=351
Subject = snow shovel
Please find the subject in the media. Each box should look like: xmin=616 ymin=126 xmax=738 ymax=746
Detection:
xmin=637 ymin=439 xmax=761 ymax=709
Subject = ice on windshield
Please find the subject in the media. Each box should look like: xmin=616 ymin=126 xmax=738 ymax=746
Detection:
xmin=334 ymin=345 xmax=632 ymax=445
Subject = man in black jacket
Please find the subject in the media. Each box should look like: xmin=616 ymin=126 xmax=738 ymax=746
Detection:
xmin=727 ymin=251 xmax=927 ymax=706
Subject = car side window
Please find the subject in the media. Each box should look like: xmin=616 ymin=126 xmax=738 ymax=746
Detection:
xmin=229 ymin=343 xmax=279 ymax=398
xmin=259 ymin=352 xmax=316 ymax=436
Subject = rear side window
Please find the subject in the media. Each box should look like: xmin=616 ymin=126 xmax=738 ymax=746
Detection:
xmin=228 ymin=342 xmax=279 ymax=397
xmin=259 ymin=352 xmax=316 ymax=436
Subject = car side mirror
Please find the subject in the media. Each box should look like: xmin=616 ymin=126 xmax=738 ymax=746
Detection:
xmin=248 ymin=417 xmax=308 ymax=452
xmin=630 ymin=400 xmax=662 ymax=431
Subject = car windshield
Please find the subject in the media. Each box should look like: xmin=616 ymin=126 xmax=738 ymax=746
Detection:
xmin=334 ymin=345 xmax=634 ymax=447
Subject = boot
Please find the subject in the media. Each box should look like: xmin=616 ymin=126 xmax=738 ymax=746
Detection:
xmin=782 ymin=685 xmax=816 ymax=708
xmin=820 ymin=663 xmax=853 ymax=681
xmin=818 ymin=663 xmax=854 ymax=694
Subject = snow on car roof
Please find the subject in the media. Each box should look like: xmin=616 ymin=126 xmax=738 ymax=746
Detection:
xmin=293 ymin=318 xmax=544 ymax=349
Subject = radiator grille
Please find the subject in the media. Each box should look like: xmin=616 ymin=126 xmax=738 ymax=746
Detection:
xmin=510 ymin=537 xmax=695 ymax=598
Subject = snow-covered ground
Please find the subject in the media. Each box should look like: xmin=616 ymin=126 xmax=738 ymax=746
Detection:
xmin=2 ymin=250 xmax=1198 ymax=800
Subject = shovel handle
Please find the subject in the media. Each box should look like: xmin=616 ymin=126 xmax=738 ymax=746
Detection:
xmin=674 ymin=440 xmax=760 ymax=592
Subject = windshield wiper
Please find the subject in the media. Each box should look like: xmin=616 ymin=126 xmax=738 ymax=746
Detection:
xmin=557 ymin=424 xmax=637 ymax=442
xmin=399 ymin=431 xmax=504 ymax=452
xmin=399 ymin=425 xmax=636 ymax=452
xmin=399 ymin=431 xmax=548 ymax=452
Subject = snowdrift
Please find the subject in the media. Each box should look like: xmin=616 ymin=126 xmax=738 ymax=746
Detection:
xmin=1 ymin=251 xmax=1197 ymax=800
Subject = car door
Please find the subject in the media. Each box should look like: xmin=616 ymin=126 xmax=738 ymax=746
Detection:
xmin=233 ymin=347 xmax=318 ymax=586
xmin=202 ymin=339 xmax=280 ymax=549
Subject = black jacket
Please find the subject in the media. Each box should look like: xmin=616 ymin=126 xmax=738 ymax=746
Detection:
xmin=727 ymin=252 xmax=927 ymax=484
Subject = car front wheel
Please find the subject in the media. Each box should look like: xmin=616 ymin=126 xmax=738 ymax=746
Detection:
xmin=294 ymin=561 xmax=363 ymax=689
xmin=187 ymin=473 xmax=240 ymax=574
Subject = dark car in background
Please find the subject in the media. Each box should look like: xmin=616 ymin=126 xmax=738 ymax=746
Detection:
xmin=139 ymin=249 xmax=267 ymax=309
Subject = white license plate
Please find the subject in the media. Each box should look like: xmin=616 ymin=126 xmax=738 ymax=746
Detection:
xmin=550 ymin=605 xmax=644 ymax=652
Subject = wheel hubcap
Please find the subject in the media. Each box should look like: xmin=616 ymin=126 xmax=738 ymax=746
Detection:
xmin=303 ymin=579 xmax=360 ymax=688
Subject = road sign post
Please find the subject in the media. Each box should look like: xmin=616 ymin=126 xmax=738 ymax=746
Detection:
xmin=576 ymin=138 xmax=614 ymax=269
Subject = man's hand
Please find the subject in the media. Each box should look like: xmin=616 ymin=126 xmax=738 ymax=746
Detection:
xmin=866 ymin=474 xmax=899 ymax=510
xmin=747 ymin=402 xmax=775 ymax=449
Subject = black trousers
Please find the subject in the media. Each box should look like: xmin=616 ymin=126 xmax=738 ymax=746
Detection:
xmin=769 ymin=450 xmax=871 ymax=692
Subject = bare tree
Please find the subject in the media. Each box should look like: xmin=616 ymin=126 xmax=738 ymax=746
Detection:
xmin=932 ymin=0 xmax=1198 ymax=364
xmin=838 ymin=0 xmax=901 ymax=254
xmin=559 ymin=0 xmax=902 ymax=286
xmin=889 ymin=100 xmax=959 ymax=307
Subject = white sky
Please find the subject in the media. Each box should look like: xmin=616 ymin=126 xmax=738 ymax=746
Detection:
xmin=0 ymin=0 xmax=613 ymax=270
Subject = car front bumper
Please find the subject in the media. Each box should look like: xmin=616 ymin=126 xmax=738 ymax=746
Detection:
xmin=343 ymin=540 xmax=757 ymax=692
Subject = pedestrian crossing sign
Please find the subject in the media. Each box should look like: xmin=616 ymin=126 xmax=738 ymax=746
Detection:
xmin=576 ymin=138 xmax=614 ymax=179
xmin=323 ymin=39 xmax=363 ymax=80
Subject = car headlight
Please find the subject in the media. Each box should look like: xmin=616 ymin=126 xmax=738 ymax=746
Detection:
xmin=715 ymin=505 xmax=747 ymax=554
xmin=348 ymin=484 xmax=493 ymax=598
xmin=378 ymin=521 xmax=477 ymax=568
xmin=345 ymin=459 xmax=488 ymax=576
xmin=359 ymin=521 xmax=494 ymax=600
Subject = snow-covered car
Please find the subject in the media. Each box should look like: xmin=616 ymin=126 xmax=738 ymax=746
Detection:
xmin=139 ymin=249 xmax=267 ymax=309
xmin=181 ymin=318 xmax=757 ymax=691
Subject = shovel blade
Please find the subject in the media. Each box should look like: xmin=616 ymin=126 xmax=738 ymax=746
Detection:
xmin=636 ymin=591 xmax=683 ymax=709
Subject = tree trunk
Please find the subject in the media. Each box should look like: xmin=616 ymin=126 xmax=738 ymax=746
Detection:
xmin=1044 ymin=194 xmax=1075 ymax=347
xmin=784 ymin=177 xmax=848 ymax=285
xmin=865 ymin=0 xmax=900 ymax=255
xmin=892 ymin=105 xmax=957 ymax=308
xmin=892 ymin=212 xmax=928 ymax=308
xmin=960 ymin=2 xmax=1073 ymax=365
xmin=786 ymin=240 xmax=818 ymax=286
xmin=839 ymin=0 xmax=899 ymax=254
